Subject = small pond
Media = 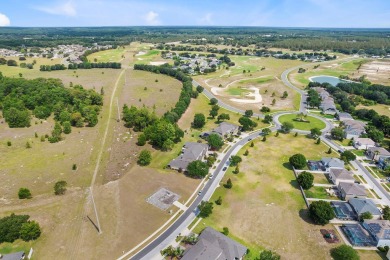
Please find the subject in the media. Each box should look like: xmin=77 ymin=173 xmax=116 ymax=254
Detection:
xmin=309 ymin=75 xmax=348 ymax=86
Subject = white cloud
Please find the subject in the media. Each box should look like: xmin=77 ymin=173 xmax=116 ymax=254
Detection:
xmin=199 ymin=13 xmax=213 ymax=25
xmin=0 ymin=13 xmax=10 ymax=26
xmin=144 ymin=11 xmax=161 ymax=25
xmin=35 ymin=1 xmax=77 ymax=16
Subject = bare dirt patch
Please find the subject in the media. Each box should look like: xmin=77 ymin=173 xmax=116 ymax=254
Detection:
xmin=358 ymin=60 xmax=390 ymax=85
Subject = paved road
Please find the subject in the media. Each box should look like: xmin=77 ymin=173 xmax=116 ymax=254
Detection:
xmin=128 ymin=131 xmax=264 ymax=260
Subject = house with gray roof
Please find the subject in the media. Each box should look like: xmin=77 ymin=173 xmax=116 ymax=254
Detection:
xmin=321 ymin=157 xmax=345 ymax=171
xmin=349 ymin=198 xmax=381 ymax=220
xmin=353 ymin=138 xmax=376 ymax=150
xmin=329 ymin=168 xmax=355 ymax=185
xmin=201 ymin=122 xmax=240 ymax=139
xmin=168 ymin=142 xmax=208 ymax=172
xmin=182 ymin=227 xmax=247 ymax=260
xmin=367 ymin=147 xmax=390 ymax=161
xmin=343 ymin=120 xmax=366 ymax=139
xmin=338 ymin=182 xmax=367 ymax=200
xmin=320 ymin=98 xmax=337 ymax=115
xmin=0 ymin=251 xmax=25 ymax=260
xmin=362 ymin=220 xmax=390 ymax=247
xmin=337 ymin=112 xmax=353 ymax=122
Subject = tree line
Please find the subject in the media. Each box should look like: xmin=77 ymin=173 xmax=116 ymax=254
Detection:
xmin=68 ymin=62 xmax=121 ymax=70
xmin=0 ymin=73 xmax=103 ymax=140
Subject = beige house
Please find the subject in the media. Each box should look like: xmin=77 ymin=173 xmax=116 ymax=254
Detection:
xmin=329 ymin=168 xmax=355 ymax=185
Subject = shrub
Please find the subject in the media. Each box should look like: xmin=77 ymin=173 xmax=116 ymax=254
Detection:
xmin=289 ymin=154 xmax=307 ymax=169
xmin=222 ymin=227 xmax=229 ymax=236
xmin=18 ymin=188 xmax=32 ymax=199
xmin=330 ymin=245 xmax=359 ymax=260
xmin=297 ymin=171 xmax=314 ymax=189
xmin=20 ymin=221 xmax=41 ymax=241
xmin=198 ymin=201 xmax=213 ymax=218
xmin=309 ymin=200 xmax=335 ymax=225
xmin=7 ymin=141 xmax=11 ymax=146
xmin=54 ymin=181 xmax=67 ymax=195
xmin=138 ymin=150 xmax=152 ymax=166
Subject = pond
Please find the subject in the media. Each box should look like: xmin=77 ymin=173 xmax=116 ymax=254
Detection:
xmin=309 ymin=75 xmax=348 ymax=86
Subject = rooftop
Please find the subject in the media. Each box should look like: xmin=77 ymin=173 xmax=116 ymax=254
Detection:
xmin=339 ymin=182 xmax=367 ymax=197
xmin=363 ymin=220 xmax=390 ymax=240
xmin=329 ymin=168 xmax=355 ymax=181
xmin=349 ymin=198 xmax=381 ymax=215
xmin=182 ymin=227 xmax=247 ymax=260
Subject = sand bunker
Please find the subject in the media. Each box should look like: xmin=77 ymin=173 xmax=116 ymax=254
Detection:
xmin=206 ymin=76 xmax=266 ymax=104
xmin=230 ymin=87 xmax=262 ymax=104
xmin=135 ymin=51 xmax=146 ymax=56
xmin=149 ymin=61 xmax=167 ymax=65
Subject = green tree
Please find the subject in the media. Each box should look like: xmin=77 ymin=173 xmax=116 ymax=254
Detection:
xmin=3 ymin=108 xmax=31 ymax=128
xmin=196 ymin=85 xmax=204 ymax=93
xmin=63 ymin=121 xmax=72 ymax=134
xmin=18 ymin=188 xmax=32 ymax=199
xmin=209 ymin=109 xmax=218 ymax=119
xmin=208 ymin=133 xmax=224 ymax=150
xmin=297 ymin=171 xmax=314 ymax=189
xmin=239 ymin=116 xmax=258 ymax=131
xmin=316 ymin=138 xmax=321 ymax=144
xmin=262 ymin=136 xmax=267 ymax=142
xmin=245 ymin=110 xmax=253 ymax=117
xmin=215 ymin=196 xmax=222 ymax=205
xmin=138 ymin=150 xmax=152 ymax=166
xmin=330 ymin=245 xmax=359 ymax=260
xmin=20 ymin=221 xmax=41 ymax=241
xmin=198 ymin=201 xmax=213 ymax=218
xmin=310 ymin=128 xmax=322 ymax=139
xmin=263 ymin=115 xmax=273 ymax=123
xmin=260 ymin=106 xmax=271 ymax=113
xmin=0 ymin=214 xmax=30 ymax=243
xmin=193 ymin=113 xmax=206 ymax=128
xmin=340 ymin=150 xmax=356 ymax=162
xmin=217 ymin=113 xmax=230 ymax=122
xmin=281 ymin=121 xmax=294 ymax=133
xmin=383 ymin=206 xmax=390 ymax=220
xmin=309 ymin=200 xmax=335 ymax=225
xmin=327 ymin=147 xmax=332 ymax=154
xmin=360 ymin=211 xmax=373 ymax=220
xmin=187 ymin=160 xmax=209 ymax=178
xmin=222 ymin=227 xmax=229 ymax=236
xmin=367 ymin=128 xmax=384 ymax=143
xmin=210 ymin=98 xmax=218 ymax=105
xmin=26 ymin=142 xmax=31 ymax=149
xmin=224 ymin=178 xmax=233 ymax=189
xmin=54 ymin=181 xmax=67 ymax=195
xmin=259 ymin=250 xmax=281 ymax=260
xmin=137 ymin=133 xmax=147 ymax=146
xmin=331 ymin=127 xmax=344 ymax=141
xmin=282 ymin=91 xmax=288 ymax=99
xmin=230 ymin=155 xmax=242 ymax=166
xmin=262 ymin=128 xmax=271 ymax=136
xmin=289 ymin=154 xmax=307 ymax=169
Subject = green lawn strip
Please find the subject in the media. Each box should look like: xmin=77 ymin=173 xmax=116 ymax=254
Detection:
xmin=278 ymin=114 xmax=326 ymax=130
xmin=304 ymin=186 xmax=336 ymax=199
xmin=0 ymin=240 xmax=33 ymax=255
xmin=352 ymin=150 xmax=366 ymax=156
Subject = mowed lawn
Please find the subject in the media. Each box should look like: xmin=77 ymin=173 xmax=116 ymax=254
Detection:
xmin=278 ymin=114 xmax=326 ymax=130
xmin=88 ymin=47 xmax=127 ymax=62
xmin=193 ymin=134 xmax=336 ymax=259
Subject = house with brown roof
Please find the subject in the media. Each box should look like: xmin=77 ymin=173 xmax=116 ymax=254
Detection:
xmin=329 ymin=168 xmax=355 ymax=185
xmin=353 ymin=138 xmax=376 ymax=150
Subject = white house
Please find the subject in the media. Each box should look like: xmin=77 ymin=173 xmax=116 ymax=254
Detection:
xmin=353 ymin=138 xmax=376 ymax=150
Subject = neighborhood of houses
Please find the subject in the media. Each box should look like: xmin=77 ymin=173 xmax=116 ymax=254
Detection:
xmin=0 ymin=43 xmax=112 ymax=64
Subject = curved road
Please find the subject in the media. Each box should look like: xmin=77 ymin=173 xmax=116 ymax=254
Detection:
xmin=125 ymin=56 xmax=382 ymax=260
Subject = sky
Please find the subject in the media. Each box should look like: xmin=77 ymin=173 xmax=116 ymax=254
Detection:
xmin=0 ymin=0 xmax=390 ymax=28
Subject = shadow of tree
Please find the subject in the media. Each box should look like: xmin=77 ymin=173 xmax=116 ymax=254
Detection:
xmin=299 ymin=208 xmax=316 ymax=225
xmin=290 ymin=179 xmax=300 ymax=190
xmin=282 ymin=162 xmax=292 ymax=170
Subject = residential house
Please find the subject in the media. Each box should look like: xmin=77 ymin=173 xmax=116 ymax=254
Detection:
xmin=0 ymin=251 xmax=25 ymax=260
xmin=338 ymin=182 xmax=367 ymax=200
xmin=320 ymin=98 xmax=338 ymax=115
xmin=329 ymin=168 xmax=355 ymax=185
xmin=168 ymin=142 xmax=208 ymax=172
xmin=337 ymin=112 xmax=353 ymax=122
xmin=367 ymin=147 xmax=390 ymax=161
xmin=349 ymin=198 xmax=382 ymax=220
xmin=353 ymin=138 xmax=376 ymax=150
xmin=321 ymin=157 xmax=345 ymax=171
xmin=201 ymin=122 xmax=240 ymax=139
xmin=181 ymin=227 xmax=247 ymax=260
xmin=343 ymin=120 xmax=366 ymax=139
xmin=362 ymin=220 xmax=390 ymax=247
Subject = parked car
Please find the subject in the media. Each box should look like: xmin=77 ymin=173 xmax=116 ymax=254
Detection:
xmin=208 ymin=174 xmax=214 ymax=179
xmin=222 ymin=167 xmax=227 ymax=171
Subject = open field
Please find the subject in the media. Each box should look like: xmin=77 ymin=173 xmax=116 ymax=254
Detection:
xmin=194 ymin=56 xmax=304 ymax=112
xmin=357 ymin=60 xmax=390 ymax=85
xmin=120 ymin=70 xmax=182 ymax=116
xmin=193 ymin=134 xmax=336 ymax=259
xmin=278 ymin=114 xmax=326 ymax=130
xmin=0 ymin=56 xmax=63 ymax=77
xmin=289 ymin=58 xmax=366 ymax=89
xmin=88 ymin=47 xmax=127 ymax=62
xmin=357 ymin=104 xmax=390 ymax=117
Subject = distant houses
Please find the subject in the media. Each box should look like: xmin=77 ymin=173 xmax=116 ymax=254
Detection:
xmin=181 ymin=227 xmax=247 ymax=260
xmin=168 ymin=142 xmax=208 ymax=172
xmin=313 ymin=87 xmax=338 ymax=115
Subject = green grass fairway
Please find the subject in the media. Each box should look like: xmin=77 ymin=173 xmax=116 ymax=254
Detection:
xmin=88 ymin=48 xmax=126 ymax=62
xmin=278 ymin=114 xmax=326 ymax=130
